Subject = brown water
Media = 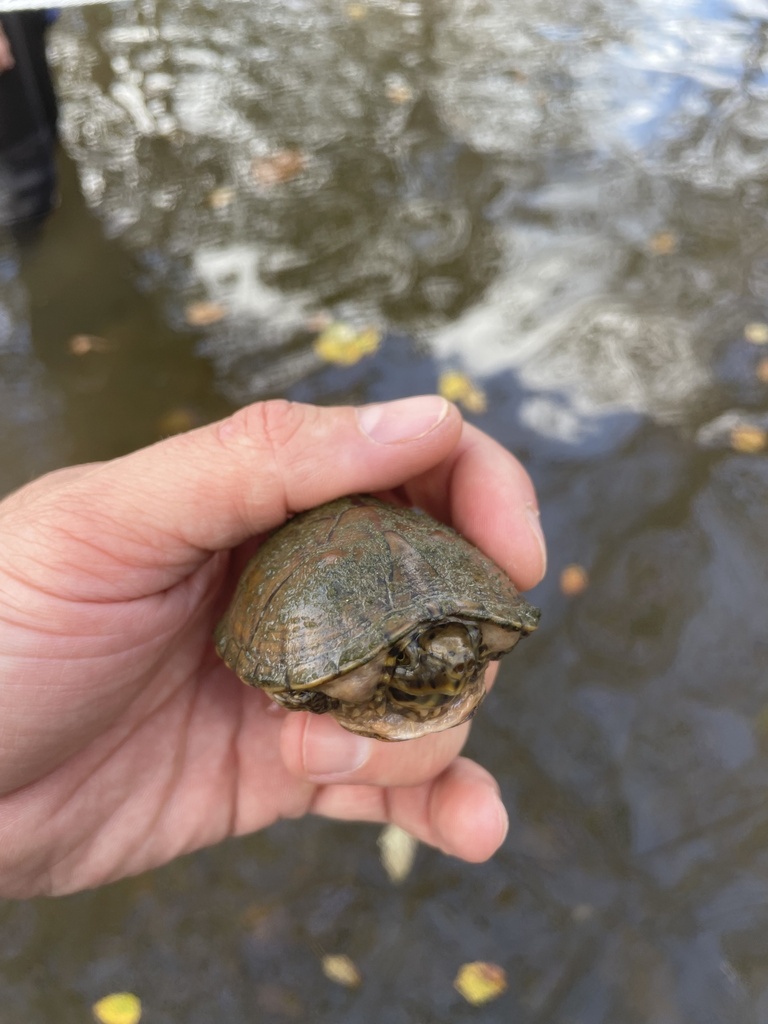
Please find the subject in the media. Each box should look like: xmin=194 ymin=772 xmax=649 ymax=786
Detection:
xmin=2 ymin=0 xmax=768 ymax=1020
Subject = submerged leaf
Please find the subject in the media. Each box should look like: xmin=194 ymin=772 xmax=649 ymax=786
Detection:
xmin=92 ymin=992 xmax=142 ymax=1024
xmin=437 ymin=370 xmax=487 ymax=413
xmin=454 ymin=962 xmax=507 ymax=1005
xmin=730 ymin=424 xmax=767 ymax=453
xmin=208 ymin=186 xmax=235 ymax=210
xmin=385 ymin=77 xmax=414 ymax=104
xmin=321 ymin=954 xmax=362 ymax=988
xmin=185 ymin=300 xmax=227 ymax=327
xmin=647 ymin=230 xmax=678 ymax=255
xmin=314 ymin=323 xmax=381 ymax=365
xmin=560 ymin=564 xmax=590 ymax=596
xmin=252 ymin=150 xmax=306 ymax=186
xmin=68 ymin=334 xmax=114 ymax=355
xmin=157 ymin=407 xmax=200 ymax=437
xmin=377 ymin=823 xmax=419 ymax=883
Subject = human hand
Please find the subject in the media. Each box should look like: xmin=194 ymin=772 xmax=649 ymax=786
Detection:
xmin=0 ymin=26 xmax=14 ymax=73
xmin=0 ymin=397 xmax=546 ymax=897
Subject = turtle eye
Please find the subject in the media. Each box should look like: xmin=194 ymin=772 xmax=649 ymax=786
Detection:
xmin=394 ymin=645 xmax=416 ymax=667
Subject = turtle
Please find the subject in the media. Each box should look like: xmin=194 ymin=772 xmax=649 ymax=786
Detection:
xmin=215 ymin=494 xmax=541 ymax=741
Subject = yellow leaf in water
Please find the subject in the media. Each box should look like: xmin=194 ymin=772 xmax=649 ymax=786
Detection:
xmin=560 ymin=564 xmax=589 ymax=596
xmin=756 ymin=357 xmax=768 ymax=383
xmin=377 ymin=823 xmax=418 ymax=884
xmin=454 ymin=962 xmax=507 ymax=1006
xmin=346 ymin=2 xmax=367 ymax=17
xmin=437 ymin=370 xmax=487 ymax=414
xmin=647 ymin=230 xmax=678 ymax=255
xmin=321 ymin=954 xmax=362 ymax=989
xmin=730 ymin=424 xmax=767 ymax=453
xmin=252 ymin=149 xmax=306 ymax=186
xmin=208 ymin=186 xmax=235 ymax=210
xmin=744 ymin=322 xmax=768 ymax=345
xmin=313 ymin=323 xmax=381 ymax=365
xmin=92 ymin=993 xmax=142 ymax=1024
xmin=185 ymin=301 xmax=228 ymax=327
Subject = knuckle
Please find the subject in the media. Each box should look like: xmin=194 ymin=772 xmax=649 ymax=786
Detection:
xmin=256 ymin=399 xmax=311 ymax=453
xmin=215 ymin=400 xmax=309 ymax=458
xmin=213 ymin=400 xmax=320 ymax=517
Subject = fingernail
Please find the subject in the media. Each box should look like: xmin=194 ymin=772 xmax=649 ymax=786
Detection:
xmin=481 ymin=777 xmax=510 ymax=845
xmin=493 ymin=789 xmax=510 ymax=845
xmin=525 ymin=502 xmax=547 ymax=578
xmin=357 ymin=395 xmax=449 ymax=445
xmin=302 ymin=714 xmax=373 ymax=779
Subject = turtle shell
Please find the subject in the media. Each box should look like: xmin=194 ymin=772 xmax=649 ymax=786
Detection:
xmin=215 ymin=494 xmax=540 ymax=740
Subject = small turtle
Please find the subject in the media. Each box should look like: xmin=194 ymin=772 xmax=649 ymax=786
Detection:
xmin=215 ymin=495 xmax=540 ymax=740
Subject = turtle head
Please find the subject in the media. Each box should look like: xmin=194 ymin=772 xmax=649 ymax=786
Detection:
xmin=388 ymin=621 xmax=484 ymax=709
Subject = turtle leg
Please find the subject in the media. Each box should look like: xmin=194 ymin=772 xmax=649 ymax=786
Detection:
xmin=270 ymin=689 xmax=339 ymax=715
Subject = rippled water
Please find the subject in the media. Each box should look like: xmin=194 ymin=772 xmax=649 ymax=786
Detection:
xmin=2 ymin=0 xmax=768 ymax=1020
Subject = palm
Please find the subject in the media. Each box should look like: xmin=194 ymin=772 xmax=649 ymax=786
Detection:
xmin=0 ymin=536 xmax=321 ymax=893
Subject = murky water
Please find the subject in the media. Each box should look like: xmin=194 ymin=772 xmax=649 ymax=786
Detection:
xmin=2 ymin=0 xmax=768 ymax=1020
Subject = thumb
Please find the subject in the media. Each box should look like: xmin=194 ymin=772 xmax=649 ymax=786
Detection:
xmin=4 ymin=397 xmax=461 ymax=595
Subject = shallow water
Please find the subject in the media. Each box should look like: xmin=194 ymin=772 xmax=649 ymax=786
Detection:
xmin=2 ymin=0 xmax=768 ymax=1020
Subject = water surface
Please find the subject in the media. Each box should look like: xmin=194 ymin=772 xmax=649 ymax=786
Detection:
xmin=2 ymin=1 xmax=768 ymax=1020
